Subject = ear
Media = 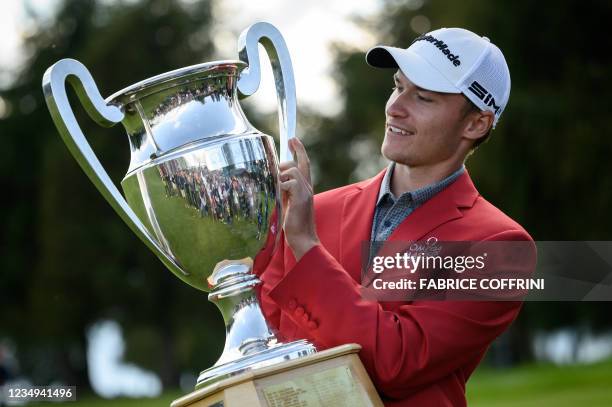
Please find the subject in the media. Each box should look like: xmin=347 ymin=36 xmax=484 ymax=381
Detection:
xmin=463 ymin=110 xmax=494 ymax=142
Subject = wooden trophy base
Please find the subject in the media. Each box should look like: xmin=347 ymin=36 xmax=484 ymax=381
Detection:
xmin=171 ymin=343 xmax=383 ymax=407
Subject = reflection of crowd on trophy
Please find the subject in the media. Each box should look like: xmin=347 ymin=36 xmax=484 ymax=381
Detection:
xmin=151 ymin=76 xmax=234 ymax=122
xmin=158 ymin=157 xmax=273 ymax=238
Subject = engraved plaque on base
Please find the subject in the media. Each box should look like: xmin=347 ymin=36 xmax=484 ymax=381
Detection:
xmin=171 ymin=344 xmax=383 ymax=407
xmin=261 ymin=365 xmax=367 ymax=407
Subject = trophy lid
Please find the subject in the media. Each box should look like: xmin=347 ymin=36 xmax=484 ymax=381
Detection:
xmin=106 ymin=60 xmax=247 ymax=105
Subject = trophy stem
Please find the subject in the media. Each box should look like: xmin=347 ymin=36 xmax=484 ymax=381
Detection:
xmin=197 ymin=260 xmax=316 ymax=388
xmin=208 ymin=261 xmax=277 ymax=362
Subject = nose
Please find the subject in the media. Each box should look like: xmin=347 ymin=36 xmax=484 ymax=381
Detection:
xmin=386 ymin=91 xmax=410 ymax=119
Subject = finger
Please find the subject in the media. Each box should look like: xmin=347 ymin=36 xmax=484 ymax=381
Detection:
xmin=279 ymin=161 xmax=297 ymax=172
xmin=279 ymin=167 xmax=303 ymax=182
xmin=289 ymin=138 xmax=311 ymax=185
xmin=279 ymin=179 xmax=298 ymax=192
xmin=280 ymin=168 xmax=314 ymax=197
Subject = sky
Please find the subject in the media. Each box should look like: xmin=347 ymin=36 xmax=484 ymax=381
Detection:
xmin=211 ymin=0 xmax=382 ymax=115
xmin=0 ymin=0 xmax=384 ymax=116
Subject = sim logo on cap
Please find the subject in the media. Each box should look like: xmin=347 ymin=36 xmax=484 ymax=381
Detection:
xmin=467 ymin=81 xmax=501 ymax=114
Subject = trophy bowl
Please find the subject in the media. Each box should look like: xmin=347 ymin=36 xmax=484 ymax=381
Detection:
xmin=42 ymin=22 xmax=316 ymax=389
xmin=112 ymin=60 xmax=278 ymax=292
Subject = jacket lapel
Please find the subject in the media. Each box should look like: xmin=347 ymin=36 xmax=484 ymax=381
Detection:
xmin=388 ymin=171 xmax=479 ymax=242
xmin=339 ymin=170 xmax=480 ymax=285
xmin=338 ymin=170 xmax=386 ymax=281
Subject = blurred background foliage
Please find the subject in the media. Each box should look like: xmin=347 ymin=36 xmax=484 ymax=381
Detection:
xmin=1 ymin=0 xmax=612 ymax=399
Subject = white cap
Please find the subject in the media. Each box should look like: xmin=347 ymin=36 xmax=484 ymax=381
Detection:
xmin=366 ymin=27 xmax=511 ymax=127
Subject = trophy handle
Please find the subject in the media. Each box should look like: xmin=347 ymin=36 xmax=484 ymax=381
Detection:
xmin=237 ymin=22 xmax=296 ymax=163
xmin=42 ymin=58 xmax=185 ymax=276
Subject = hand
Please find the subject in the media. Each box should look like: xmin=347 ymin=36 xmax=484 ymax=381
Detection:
xmin=279 ymin=138 xmax=320 ymax=260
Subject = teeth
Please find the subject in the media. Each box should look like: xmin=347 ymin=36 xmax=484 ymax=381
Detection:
xmin=388 ymin=125 xmax=411 ymax=136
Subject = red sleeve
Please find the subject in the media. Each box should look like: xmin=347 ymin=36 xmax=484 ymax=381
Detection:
xmin=264 ymin=230 xmax=534 ymax=400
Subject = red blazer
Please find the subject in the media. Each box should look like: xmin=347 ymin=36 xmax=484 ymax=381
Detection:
xmin=255 ymin=169 xmax=534 ymax=406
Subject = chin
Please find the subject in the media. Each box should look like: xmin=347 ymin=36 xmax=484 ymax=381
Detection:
xmin=381 ymin=145 xmax=415 ymax=166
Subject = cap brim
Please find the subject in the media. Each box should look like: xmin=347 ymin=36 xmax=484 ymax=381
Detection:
xmin=366 ymin=46 xmax=460 ymax=94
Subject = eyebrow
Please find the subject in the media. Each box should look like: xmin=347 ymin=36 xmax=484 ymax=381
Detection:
xmin=393 ymin=74 xmax=431 ymax=93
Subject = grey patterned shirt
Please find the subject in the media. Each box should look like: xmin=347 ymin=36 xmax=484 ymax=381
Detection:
xmin=369 ymin=163 xmax=465 ymax=258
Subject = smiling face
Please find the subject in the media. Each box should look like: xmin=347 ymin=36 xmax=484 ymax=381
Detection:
xmin=382 ymin=71 xmax=477 ymax=168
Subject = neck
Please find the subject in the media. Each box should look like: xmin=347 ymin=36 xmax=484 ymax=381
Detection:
xmin=391 ymin=159 xmax=464 ymax=196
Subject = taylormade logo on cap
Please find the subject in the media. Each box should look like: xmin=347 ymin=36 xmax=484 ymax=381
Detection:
xmin=366 ymin=27 xmax=511 ymax=127
xmin=412 ymin=34 xmax=462 ymax=67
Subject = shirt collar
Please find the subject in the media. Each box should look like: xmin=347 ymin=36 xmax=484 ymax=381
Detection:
xmin=376 ymin=162 xmax=466 ymax=205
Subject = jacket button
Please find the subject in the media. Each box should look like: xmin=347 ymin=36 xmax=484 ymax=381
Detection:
xmin=288 ymin=299 xmax=297 ymax=310
xmin=295 ymin=306 xmax=305 ymax=316
xmin=307 ymin=321 xmax=318 ymax=330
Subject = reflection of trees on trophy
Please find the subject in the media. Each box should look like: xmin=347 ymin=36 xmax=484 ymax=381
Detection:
xmin=150 ymin=77 xmax=236 ymax=121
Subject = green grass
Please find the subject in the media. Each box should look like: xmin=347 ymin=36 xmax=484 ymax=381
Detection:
xmin=25 ymin=360 xmax=612 ymax=406
xmin=467 ymin=359 xmax=612 ymax=406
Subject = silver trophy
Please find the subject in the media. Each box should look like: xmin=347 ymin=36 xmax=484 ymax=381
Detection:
xmin=42 ymin=22 xmax=316 ymax=388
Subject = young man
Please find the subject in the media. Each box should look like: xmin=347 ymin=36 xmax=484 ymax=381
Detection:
xmin=256 ymin=28 xmax=533 ymax=406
